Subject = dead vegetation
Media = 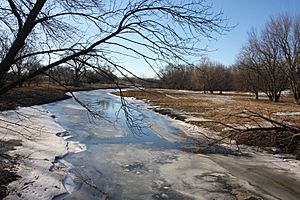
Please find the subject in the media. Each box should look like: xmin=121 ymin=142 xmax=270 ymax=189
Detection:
xmin=116 ymin=89 xmax=300 ymax=158
xmin=0 ymin=83 xmax=121 ymax=111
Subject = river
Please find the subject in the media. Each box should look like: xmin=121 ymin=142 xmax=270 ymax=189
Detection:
xmin=46 ymin=89 xmax=300 ymax=200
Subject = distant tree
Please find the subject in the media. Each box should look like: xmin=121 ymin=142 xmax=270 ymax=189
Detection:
xmin=160 ymin=64 xmax=192 ymax=90
xmin=50 ymin=65 xmax=74 ymax=86
xmin=26 ymin=62 xmax=42 ymax=86
xmin=197 ymin=59 xmax=230 ymax=94
xmin=11 ymin=45 xmax=39 ymax=87
xmin=159 ymin=58 xmax=234 ymax=94
xmin=66 ymin=56 xmax=90 ymax=87
xmin=236 ymin=61 xmax=261 ymax=100
xmin=189 ymin=66 xmax=202 ymax=90
xmin=199 ymin=64 xmax=216 ymax=93
xmin=268 ymin=15 xmax=300 ymax=104
xmin=236 ymin=41 xmax=263 ymax=100
xmin=237 ymin=28 xmax=288 ymax=102
xmin=86 ymin=65 xmax=118 ymax=85
xmin=213 ymin=64 xmax=233 ymax=94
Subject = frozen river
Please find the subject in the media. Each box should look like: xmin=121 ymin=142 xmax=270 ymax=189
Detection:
xmin=46 ymin=89 xmax=300 ymax=200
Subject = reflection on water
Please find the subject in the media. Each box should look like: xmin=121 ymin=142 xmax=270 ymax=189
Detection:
xmin=46 ymin=89 xmax=199 ymax=199
xmin=95 ymin=100 xmax=115 ymax=110
xmin=46 ymin=89 xmax=191 ymax=149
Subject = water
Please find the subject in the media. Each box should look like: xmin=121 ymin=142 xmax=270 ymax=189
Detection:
xmin=46 ymin=89 xmax=194 ymax=199
xmin=47 ymin=89 xmax=188 ymax=149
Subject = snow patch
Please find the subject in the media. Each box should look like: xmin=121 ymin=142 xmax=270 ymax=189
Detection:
xmin=0 ymin=106 xmax=85 ymax=199
xmin=274 ymin=112 xmax=300 ymax=116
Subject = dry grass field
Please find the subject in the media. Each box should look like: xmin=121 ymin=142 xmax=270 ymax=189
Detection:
xmin=117 ymin=89 xmax=300 ymax=157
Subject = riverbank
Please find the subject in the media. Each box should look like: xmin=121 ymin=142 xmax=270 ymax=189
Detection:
xmin=115 ymin=89 xmax=300 ymax=158
xmin=0 ymin=84 xmax=118 ymax=199
xmin=0 ymin=84 xmax=124 ymax=111
xmin=0 ymin=106 xmax=70 ymax=199
xmin=1 ymin=88 xmax=300 ymax=199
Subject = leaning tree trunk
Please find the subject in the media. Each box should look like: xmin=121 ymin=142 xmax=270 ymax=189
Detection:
xmin=0 ymin=0 xmax=47 ymax=87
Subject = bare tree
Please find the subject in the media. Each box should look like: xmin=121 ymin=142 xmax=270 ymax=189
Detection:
xmin=237 ymin=28 xmax=288 ymax=102
xmin=268 ymin=15 xmax=300 ymax=104
xmin=237 ymin=41 xmax=264 ymax=100
xmin=236 ymin=61 xmax=261 ymax=99
xmin=160 ymin=64 xmax=192 ymax=89
xmin=66 ymin=56 xmax=89 ymax=87
xmin=197 ymin=59 xmax=228 ymax=94
xmin=159 ymin=59 xmax=233 ymax=93
xmin=0 ymin=0 xmax=229 ymax=96
xmin=212 ymin=64 xmax=232 ymax=94
xmin=50 ymin=65 xmax=74 ymax=86
xmin=25 ymin=61 xmax=43 ymax=86
xmin=11 ymin=45 xmax=40 ymax=87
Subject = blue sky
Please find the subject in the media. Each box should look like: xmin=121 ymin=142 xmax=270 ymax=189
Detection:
xmin=124 ymin=0 xmax=300 ymax=78
xmin=208 ymin=0 xmax=300 ymax=66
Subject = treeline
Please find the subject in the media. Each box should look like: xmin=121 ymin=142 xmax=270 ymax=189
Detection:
xmin=160 ymin=14 xmax=300 ymax=104
xmin=6 ymin=64 xmax=117 ymax=87
xmin=160 ymin=60 xmax=235 ymax=94
xmin=4 ymin=57 xmax=117 ymax=87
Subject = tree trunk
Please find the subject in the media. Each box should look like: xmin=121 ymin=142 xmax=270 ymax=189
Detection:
xmin=291 ymin=82 xmax=300 ymax=104
xmin=255 ymin=92 xmax=259 ymax=100
xmin=17 ymin=72 xmax=22 ymax=87
xmin=274 ymin=95 xmax=280 ymax=102
xmin=268 ymin=95 xmax=273 ymax=102
xmin=274 ymin=91 xmax=281 ymax=102
xmin=0 ymin=0 xmax=47 ymax=86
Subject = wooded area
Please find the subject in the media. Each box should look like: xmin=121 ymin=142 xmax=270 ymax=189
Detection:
xmin=159 ymin=15 xmax=300 ymax=104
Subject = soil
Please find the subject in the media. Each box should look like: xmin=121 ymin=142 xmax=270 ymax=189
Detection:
xmin=116 ymin=89 xmax=300 ymax=158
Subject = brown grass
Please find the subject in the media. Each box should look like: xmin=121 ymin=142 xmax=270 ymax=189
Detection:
xmin=117 ymin=89 xmax=300 ymax=127
xmin=0 ymin=83 xmax=122 ymax=111
xmin=115 ymin=89 xmax=300 ymax=156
